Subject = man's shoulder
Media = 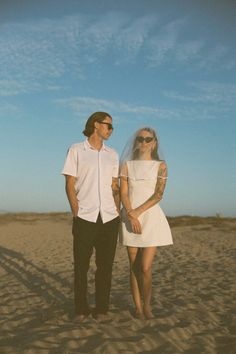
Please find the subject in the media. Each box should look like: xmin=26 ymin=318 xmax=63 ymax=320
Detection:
xmin=68 ymin=142 xmax=84 ymax=151
xmin=105 ymin=145 xmax=119 ymax=157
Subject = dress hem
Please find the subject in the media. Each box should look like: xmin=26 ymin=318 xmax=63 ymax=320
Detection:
xmin=120 ymin=242 xmax=173 ymax=247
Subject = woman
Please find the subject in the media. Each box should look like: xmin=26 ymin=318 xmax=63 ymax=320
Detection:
xmin=120 ymin=127 xmax=173 ymax=319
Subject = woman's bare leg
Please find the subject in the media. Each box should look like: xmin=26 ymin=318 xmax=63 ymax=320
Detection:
xmin=141 ymin=247 xmax=157 ymax=319
xmin=127 ymin=247 xmax=144 ymax=317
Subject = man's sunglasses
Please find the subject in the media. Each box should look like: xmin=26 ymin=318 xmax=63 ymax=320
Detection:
xmin=98 ymin=122 xmax=114 ymax=130
xmin=136 ymin=136 xmax=154 ymax=143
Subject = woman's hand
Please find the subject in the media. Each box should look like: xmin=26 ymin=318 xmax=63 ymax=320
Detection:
xmin=127 ymin=209 xmax=142 ymax=234
xmin=130 ymin=218 xmax=142 ymax=234
xmin=127 ymin=208 xmax=141 ymax=220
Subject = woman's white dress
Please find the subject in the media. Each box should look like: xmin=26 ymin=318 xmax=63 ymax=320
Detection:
xmin=120 ymin=160 xmax=173 ymax=247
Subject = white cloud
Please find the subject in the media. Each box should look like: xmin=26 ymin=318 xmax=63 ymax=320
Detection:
xmin=164 ymin=81 xmax=236 ymax=108
xmin=0 ymin=101 xmax=22 ymax=118
xmin=197 ymin=45 xmax=236 ymax=71
xmin=55 ymin=95 xmax=221 ymax=121
xmin=146 ymin=19 xmax=235 ymax=70
xmin=0 ymin=79 xmax=44 ymax=96
xmin=147 ymin=20 xmax=183 ymax=66
xmin=0 ymin=12 xmax=235 ymax=97
xmin=114 ymin=14 xmax=158 ymax=64
xmin=0 ymin=16 xmax=83 ymax=95
xmin=0 ymin=21 xmax=65 ymax=81
xmin=0 ymin=80 xmax=27 ymax=96
xmin=175 ymin=40 xmax=204 ymax=62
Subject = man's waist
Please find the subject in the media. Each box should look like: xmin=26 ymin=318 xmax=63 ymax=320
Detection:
xmin=77 ymin=194 xmax=115 ymax=209
xmin=77 ymin=207 xmax=119 ymax=223
xmin=78 ymin=204 xmax=116 ymax=212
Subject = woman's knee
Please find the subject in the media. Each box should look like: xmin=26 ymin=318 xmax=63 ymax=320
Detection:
xmin=141 ymin=265 xmax=152 ymax=275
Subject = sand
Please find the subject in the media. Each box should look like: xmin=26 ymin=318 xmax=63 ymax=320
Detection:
xmin=0 ymin=213 xmax=235 ymax=354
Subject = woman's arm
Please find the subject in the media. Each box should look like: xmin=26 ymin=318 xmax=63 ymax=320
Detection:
xmin=128 ymin=161 xmax=168 ymax=220
xmin=120 ymin=170 xmax=142 ymax=234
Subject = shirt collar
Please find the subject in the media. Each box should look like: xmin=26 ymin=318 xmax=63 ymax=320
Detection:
xmin=83 ymin=138 xmax=108 ymax=152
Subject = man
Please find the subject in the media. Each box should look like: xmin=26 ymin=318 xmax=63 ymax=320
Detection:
xmin=62 ymin=112 xmax=120 ymax=322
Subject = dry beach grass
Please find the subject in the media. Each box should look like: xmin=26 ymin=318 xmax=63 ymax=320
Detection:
xmin=0 ymin=213 xmax=235 ymax=353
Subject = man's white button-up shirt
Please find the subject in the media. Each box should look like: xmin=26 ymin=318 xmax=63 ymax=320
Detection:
xmin=62 ymin=139 xmax=119 ymax=223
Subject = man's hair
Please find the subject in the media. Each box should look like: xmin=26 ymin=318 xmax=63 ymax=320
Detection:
xmin=83 ymin=112 xmax=112 ymax=137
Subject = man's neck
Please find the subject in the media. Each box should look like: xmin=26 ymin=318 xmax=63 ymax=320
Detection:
xmin=88 ymin=134 xmax=104 ymax=151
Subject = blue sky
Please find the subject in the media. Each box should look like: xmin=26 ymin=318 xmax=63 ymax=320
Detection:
xmin=0 ymin=0 xmax=235 ymax=216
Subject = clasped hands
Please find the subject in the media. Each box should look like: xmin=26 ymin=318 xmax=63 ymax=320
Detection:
xmin=127 ymin=208 xmax=142 ymax=234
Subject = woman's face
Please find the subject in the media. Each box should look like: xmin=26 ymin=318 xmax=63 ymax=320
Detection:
xmin=135 ymin=129 xmax=156 ymax=155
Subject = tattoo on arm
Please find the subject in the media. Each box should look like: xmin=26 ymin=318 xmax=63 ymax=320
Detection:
xmin=112 ymin=189 xmax=120 ymax=197
xmin=147 ymin=162 xmax=167 ymax=203
xmin=155 ymin=162 xmax=167 ymax=200
xmin=155 ymin=176 xmax=167 ymax=200
xmin=112 ymin=178 xmax=120 ymax=211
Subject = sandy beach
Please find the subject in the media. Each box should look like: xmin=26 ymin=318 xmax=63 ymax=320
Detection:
xmin=0 ymin=213 xmax=235 ymax=354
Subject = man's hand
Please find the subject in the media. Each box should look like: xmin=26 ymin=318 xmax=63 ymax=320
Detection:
xmin=65 ymin=175 xmax=79 ymax=217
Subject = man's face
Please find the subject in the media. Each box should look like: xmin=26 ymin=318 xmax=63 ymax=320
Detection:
xmin=95 ymin=116 xmax=113 ymax=140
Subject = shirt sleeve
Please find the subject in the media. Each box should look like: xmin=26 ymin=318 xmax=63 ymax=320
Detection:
xmin=61 ymin=146 xmax=78 ymax=177
xmin=112 ymin=151 xmax=119 ymax=178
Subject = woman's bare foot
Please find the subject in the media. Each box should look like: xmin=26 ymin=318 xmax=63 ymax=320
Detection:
xmin=143 ymin=306 xmax=154 ymax=319
xmin=134 ymin=309 xmax=145 ymax=320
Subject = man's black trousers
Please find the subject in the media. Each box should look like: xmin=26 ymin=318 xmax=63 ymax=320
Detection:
xmin=72 ymin=214 xmax=119 ymax=315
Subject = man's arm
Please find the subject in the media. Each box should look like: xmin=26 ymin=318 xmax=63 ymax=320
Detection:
xmin=65 ymin=175 xmax=78 ymax=217
xmin=111 ymin=177 xmax=120 ymax=214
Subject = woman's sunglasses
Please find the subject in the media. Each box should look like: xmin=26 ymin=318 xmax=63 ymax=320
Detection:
xmin=136 ymin=136 xmax=154 ymax=143
xmin=98 ymin=122 xmax=114 ymax=130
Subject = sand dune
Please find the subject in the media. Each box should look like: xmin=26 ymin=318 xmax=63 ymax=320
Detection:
xmin=0 ymin=213 xmax=236 ymax=353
